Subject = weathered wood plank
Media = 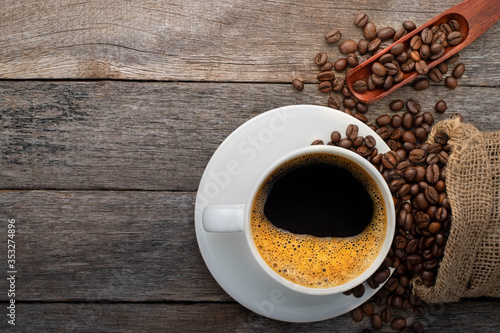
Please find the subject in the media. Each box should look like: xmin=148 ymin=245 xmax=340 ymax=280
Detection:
xmin=1 ymin=299 xmax=499 ymax=332
xmin=0 ymin=0 xmax=499 ymax=84
xmin=0 ymin=81 xmax=499 ymax=191
xmin=0 ymin=191 xmax=230 ymax=302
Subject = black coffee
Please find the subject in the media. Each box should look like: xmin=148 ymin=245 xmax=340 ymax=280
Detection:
xmin=264 ymin=162 xmax=373 ymax=237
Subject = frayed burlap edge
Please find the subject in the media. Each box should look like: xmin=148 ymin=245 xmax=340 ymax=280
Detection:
xmin=412 ymin=119 xmax=500 ymax=303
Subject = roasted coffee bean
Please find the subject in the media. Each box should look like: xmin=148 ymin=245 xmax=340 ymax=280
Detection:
xmin=362 ymin=135 xmax=376 ymax=149
xmin=403 ymin=167 xmax=416 ymax=182
xmin=318 ymin=81 xmax=332 ymax=93
xmin=394 ymin=28 xmax=408 ymax=42
xmin=373 ymin=268 xmax=391 ymax=284
xmin=447 ymin=53 xmax=460 ymax=63
xmin=424 ymin=186 xmax=439 ymax=204
xmin=352 ymin=284 xmax=365 ymax=298
xmin=334 ymin=58 xmax=347 ymax=71
xmin=317 ymin=71 xmax=335 ymax=81
xmin=415 ymin=60 xmax=429 ymax=75
xmin=291 ymin=79 xmax=304 ymax=91
xmin=377 ymin=27 xmax=396 ymax=40
xmin=414 ymin=192 xmax=429 ymax=211
xmin=382 ymin=151 xmax=399 ymax=170
xmin=384 ymin=62 xmax=399 ymax=76
xmin=381 ymin=307 xmax=392 ymax=323
xmin=368 ymin=37 xmax=382 ymax=52
xmin=428 ymin=221 xmax=442 ymax=233
xmin=367 ymin=275 xmax=379 ymax=289
xmin=370 ymin=74 xmax=384 ymax=86
xmin=379 ymin=53 xmax=394 ymax=64
xmin=356 ymin=102 xmax=369 ymax=114
xmin=354 ymin=112 xmax=368 ymax=123
xmin=325 ymin=29 xmax=342 ymax=43
xmin=320 ymin=61 xmax=334 ymax=71
xmin=430 ymin=44 xmax=445 ymax=60
xmin=414 ymin=127 xmax=428 ymax=141
xmin=437 ymin=61 xmax=449 ymax=74
xmin=426 ymin=153 xmax=439 ymax=165
xmin=410 ymin=35 xmax=422 ymax=50
xmin=347 ymin=53 xmax=359 ymax=67
xmin=332 ymin=77 xmax=345 ymax=92
xmin=406 ymin=254 xmax=423 ymax=264
xmin=406 ymin=238 xmax=418 ymax=252
xmin=402 ymin=112 xmax=414 ymax=130
xmin=353 ymin=136 xmax=365 ymax=148
xmin=394 ymin=70 xmax=405 ymax=83
xmin=409 ymin=149 xmax=426 ymax=164
xmin=392 ymin=295 xmax=404 ymax=309
xmin=436 ymin=179 xmax=446 ymax=192
xmin=397 ymin=208 xmax=409 ymax=226
xmin=338 ymin=138 xmax=352 ymax=149
xmin=351 ymin=306 xmax=364 ymax=322
xmin=394 ymin=235 xmax=407 ymax=249
xmin=330 ymin=131 xmax=341 ymax=144
xmin=390 ymin=42 xmax=405 ymax=56
xmin=354 ymin=13 xmax=369 ymax=28
xmin=452 ymin=63 xmax=465 ymax=79
xmin=342 ymin=86 xmax=352 ymax=97
xmin=410 ymin=50 xmax=421 ymax=62
xmin=390 ymin=179 xmax=404 ymax=193
xmin=401 ymin=59 xmax=416 ymax=72
xmin=352 ymin=80 xmax=368 ymax=93
xmin=346 ymin=124 xmax=359 ymax=140
xmin=366 ymin=75 xmax=376 ymax=91
xmin=415 ymin=166 xmax=427 ymax=182
xmin=412 ymin=321 xmax=425 ymax=333
xmin=441 ymin=23 xmax=453 ymax=35
xmin=422 ymin=112 xmax=434 ymax=126
xmin=328 ymin=94 xmax=342 ymax=109
xmin=391 ymin=317 xmax=407 ymax=330
xmin=383 ymin=75 xmax=394 ymax=90
xmin=402 ymin=131 xmax=417 ymax=144
xmin=372 ymin=314 xmax=383 ymax=330
xmin=396 ymin=51 xmax=409 ymax=64
xmin=311 ymin=139 xmax=324 ymax=145
xmin=426 ymin=164 xmax=440 ymax=183
xmin=344 ymin=98 xmax=357 ymax=109
xmin=391 ymin=116 xmax=403 ymax=130
xmin=449 ymin=19 xmax=460 ymax=31
xmin=435 ymin=207 xmax=448 ymax=222
xmin=363 ymin=22 xmax=377 ymax=40
xmin=429 ymin=67 xmax=443 ymax=83
xmin=432 ymin=31 xmax=446 ymax=45
xmin=314 ymin=52 xmax=328 ymax=66
xmin=421 ymin=28 xmax=434 ymax=44
xmin=406 ymin=99 xmax=421 ymax=114
xmin=420 ymin=44 xmax=430 ymax=59
xmin=362 ymin=302 xmax=374 ymax=315
xmin=434 ymin=132 xmax=449 ymax=145
xmin=448 ymin=31 xmax=463 ymax=45
xmin=403 ymin=21 xmax=417 ymax=31
xmin=390 ymin=99 xmax=404 ymax=112
xmin=421 ymin=270 xmax=435 ymax=282
xmin=376 ymin=127 xmax=391 ymax=140
xmin=435 ymin=100 xmax=447 ymax=114
xmin=339 ymin=40 xmax=358 ymax=54
xmin=414 ymin=78 xmax=430 ymax=91
xmin=385 ymin=277 xmax=398 ymax=291
xmin=371 ymin=62 xmax=387 ymax=77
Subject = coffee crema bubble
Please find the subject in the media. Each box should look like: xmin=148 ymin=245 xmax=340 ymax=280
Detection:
xmin=251 ymin=153 xmax=387 ymax=288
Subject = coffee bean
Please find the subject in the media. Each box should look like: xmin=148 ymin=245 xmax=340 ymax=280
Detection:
xmin=362 ymin=302 xmax=374 ymax=315
xmin=401 ymin=59 xmax=416 ymax=73
xmin=381 ymin=308 xmax=392 ymax=323
xmin=355 ymin=103 xmax=368 ymax=115
xmin=338 ymin=138 xmax=352 ymax=149
xmin=410 ymin=35 xmax=422 ymax=50
xmin=421 ymin=270 xmax=435 ymax=282
xmin=344 ymin=98 xmax=357 ymax=109
xmin=402 ymin=131 xmax=417 ymax=144
xmin=376 ymin=127 xmax=391 ymax=140
xmin=318 ymin=81 xmax=332 ymax=93
xmin=406 ymin=238 xmax=418 ymax=252
xmin=402 ymin=112 xmax=414 ymax=130
xmin=382 ymin=151 xmax=399 ymax=169
xmin=353 ymin=80 xmax=368 ymax=93
xmin=377 ymin=27 xmax=396 ymax=40
xmin=291 ymin=79 xmax=304 ymax=91
xmin=368 ymin=38 xmax=382 ymax=52
xmin=393 ymin=28 xmax=408 ymax=42
xmin=434 ymin=132 xmax=449 ymax=145
xmin=354 ymin=112 xmax=368 ymax=123
xmin=330 ymin=131 xmax=341 ymax=144
xmin=414 ymin=192 xmax=429 ymax=211
xmin=384 ymin=62 xmax=399 ymax=76
xmin=372 ymin=314 xmax=383 ymax=330
xmin=394 ymin=235 xmax=407 ymax=249
xmin=353 ymin=136 xmax=365 ymax=148
xmin=415 ymin=60 xmax=429 ymax=75
xmin=448 ymin=31 xmax=463 ymax=45
xmin=412 ymin=321 xmax=425 ymax=333
xmin=392 ymin=295 xmax=404 ymax=309
xmin=311 ymin=139 xmax=324 ymax=145
xmin=339 ymin=40 xmax=358 ymax=54
xmin=332 ymin=77 xmax=344 ymax=92
xmin=429 ymin=67 xmax=443 ymax=83
xmin=441 ymin=23 xmax=453 ymax=35
xmin=420 ymin=44 xmax=431 ymax=60
xmin=447 ymin=53 xmax=460 ymax=63
xmin=422 ymin=112 xmax=434 ymax=126
xmin=328 ymin=95 xmax=342 ymax=109
xmin=430 ymin=44 xmax=445 ymax=60
xmin=352 ymin=284 xmax=365 ymax=298
xmin=365 ymin=135 xmax=376 ymax=148
xmin=426 ymin=164 xmax=440 ymax=183
xmin=351 ymin=306 xmax=364 ymax=322
xmin=406 ymin=99 xmax=421 ymax=114
xmin=334 ymin=58 xmax=347 ymax=71
xmin=377 ymin=53 xmax=393 ymax=65
xmin=434 ymin=100 xmax=447 ymax=114
xmin=383 ymin=75 xmax=394 ymax=90
xmin=396 ymin=51 xmax=409 ymax=64
xmin=342 ymin=85 xmax=352 ymax=97
xmin=421 ymin=28 xmax=433 ymax=44
xmin=389 ymin=42 xmax=405 ymax=56
xmin=426 ymin=153 xmax=439 ymax=165
xmin=435 ymin=207 xmax=448 ymax=222
xmin=345 ymin=124 xmax=358 ymax=141
xmin=325 ymin=29 xmax=342 ymax=43
xmin=424 ymin=186 xmax=439 ymax=204
xmin=412 ymin=127 xmax=426 ymax=142
xmin=314 ymin=52 xmax=328 ymax=66
xmin=376 ymin=114 xmax=392 ymax=127
xmin=363 ymin=22 xmax=377 ymax=40
xmin=391 ymin=317 xmax=407 ymax=330
xmin=403 ymin=21 xmax=417 ymax=31
xmin=428 ymin=221 xmax=442 ymax=233
xmin=403 ymin=167 xmax=417 ymax=182
xmin=432 ymin=31 xmax=446 ymax=45
xmin=389 ymin=100 xmax=403 ymax=113
xmin=347 ymin=53 xmax=359 ymax=67
xmin=354 ymin=13 xmax=369 ymax=28
xmin=436 ymin=179 xmax=446 ymax=192
xmin=317 ymin=71 xmax=336 ymax=81
xmin=413 ymin=78 xmax=430 ymax=91
xmin=437 ymin=62 xmax=449 ymax=74
xmin=410 ymin=50 xmax=421 ymax=62
xmin=320 ymin=63 xmax=334 ymax=73
xmin=409 ymin=149 xmax=426 ymax=164
xmin=452 ymin=63 xmax=465 ymax=79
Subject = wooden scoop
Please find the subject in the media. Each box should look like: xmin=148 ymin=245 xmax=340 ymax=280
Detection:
xmin=345 ymin=0 xmax=500 ymax=103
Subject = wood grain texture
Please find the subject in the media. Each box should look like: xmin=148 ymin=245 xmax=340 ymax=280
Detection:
xmin=0 ymin=191 xmax=230 ymax=302
xmin=0 ymin=0 xmax=499 ymax=84
xmin=1 ymin=81 xmax=499 ymax=191
xmin=1 ymin=300 xmax=499 ymax=333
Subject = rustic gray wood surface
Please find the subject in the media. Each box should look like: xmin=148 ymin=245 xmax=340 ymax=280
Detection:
xmin=0 ymin=0 xmax=499 ymax=332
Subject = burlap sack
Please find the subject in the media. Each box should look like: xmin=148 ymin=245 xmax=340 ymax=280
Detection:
xmin=411 ymin=118 xmax=500 ymax=303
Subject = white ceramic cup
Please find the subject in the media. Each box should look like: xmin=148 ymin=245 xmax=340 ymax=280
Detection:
xmin=202 ymin=145 xmax=395 ymax=296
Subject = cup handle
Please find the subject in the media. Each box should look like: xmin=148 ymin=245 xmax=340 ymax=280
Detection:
xmin=202 ymin=204 xmax=246 ymax=232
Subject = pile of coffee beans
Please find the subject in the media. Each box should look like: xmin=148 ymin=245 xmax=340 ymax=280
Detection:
xmin=293 ymin=12 xmax=467 ymax=114
xmin=352 ymin=17 xmax=464 ymax=93
xmin=311 ymin=99 xmax=458 ymax=332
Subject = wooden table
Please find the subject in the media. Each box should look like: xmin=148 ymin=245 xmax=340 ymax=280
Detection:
xmin=1 ymin=0 xmax=499 ymax=332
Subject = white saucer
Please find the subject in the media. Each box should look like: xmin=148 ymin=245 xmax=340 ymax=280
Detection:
xmin=195 ymin=105 xmax=391 ymax=322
